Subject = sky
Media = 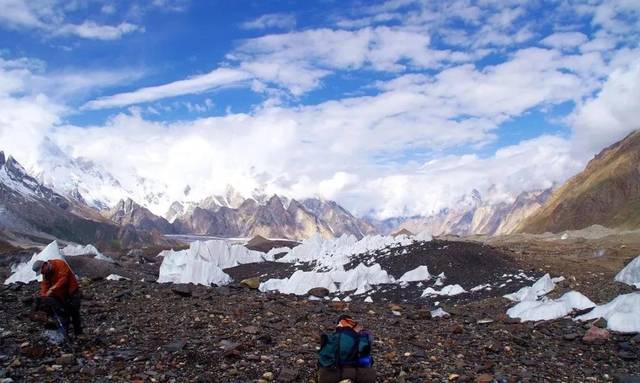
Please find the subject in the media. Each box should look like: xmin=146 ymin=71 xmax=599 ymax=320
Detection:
xmin=0 ymin=0 xmax=639 ymax=218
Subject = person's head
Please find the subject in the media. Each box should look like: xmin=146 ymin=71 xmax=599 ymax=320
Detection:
xmin=32 ymin=260 xmax=50 ymax=276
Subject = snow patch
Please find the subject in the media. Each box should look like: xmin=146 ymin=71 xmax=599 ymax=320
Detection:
xmin=576 ymin=292 xmax=640 ymax=333
xmin=507 ymin=291 xmax=595 ymax=322
xmin=504 ymin=274 xmax=555 ymax=302
xmin=430 ymin=308 xmax=450 ymax=318
xmin=106 ymin=274 xmax=129 ymax=281
xmin=421 ymin=284 xmax=466 ymax=297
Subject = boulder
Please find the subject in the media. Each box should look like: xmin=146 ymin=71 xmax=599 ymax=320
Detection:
xmin=583 ymin=326 xmax=610 ymax=344
xmin=241 ymin=278 xmax=260 ymax=289
xmin=307 ymin=287 xmax=330 ymax=298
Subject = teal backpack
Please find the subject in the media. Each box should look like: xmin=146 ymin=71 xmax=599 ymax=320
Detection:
xmin=318 ymin=328 xmax=373 ymax=368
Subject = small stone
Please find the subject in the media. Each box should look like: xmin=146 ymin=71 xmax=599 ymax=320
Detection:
xmin=55 ymin=353 xmax=75 ymax=366
xmin=277 ymin=367 xmax=298 ymax=382
xmin=476 ymin=373 xmax=493 ymax=383
xmin=449 ymin=373 xmax=460 ymax=381
xmin=563 ymin=333 xmax=579 ymax=341
xmin=242 ymin=325 xmax=260 ymax=334
xmin=261 ymin=372 xmax=274 ymax=381
xmin=164 ymin=339 xmax=187 ymax=353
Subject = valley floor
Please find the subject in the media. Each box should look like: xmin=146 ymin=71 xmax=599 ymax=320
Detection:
xmin=0 ymin=234 xmax=639 ymax=382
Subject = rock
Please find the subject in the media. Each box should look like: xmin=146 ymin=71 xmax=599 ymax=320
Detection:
xmin=55 ymin=353 xmax=75 ymax=366
xmin=593 ymin=318 xmax=607 ymax=328
xmin=389 ymin=303 xmax=403 ymax=311
xmin=476 ymin=318 xmax=494 ymax=325
xmin=240 ymin=278 xmax=260 ymax=289
xmin=262 ymin=372 xmax=274 ymax=381
xmin=277 ymin=367 xmax=298 ymax=382
xmin=614 ymin=374 xmax=640 ymax=383
xmin=618 ymin=351 xmax=638 ymax=361
xmin=563 ymin=333 xmax=579 ymax=341
xmin=171 ymin=284 xmax=193 ymax=297
xmin=164 ymin=339 xmax=187 ymax=352
xmin=449 ymin=373 xmax=460 ymax=381
xmin=583 ymin=326 xmax=610 ymax=344
xmin=242 ymin=325 xmax=260 ymax=334
xmin=451 ymin=324 xmax=464 ymax=334
xmin=476 ymin=373 xmax=493 ymax=383
xmin=307 ymin=287 xmax=330 ymax=298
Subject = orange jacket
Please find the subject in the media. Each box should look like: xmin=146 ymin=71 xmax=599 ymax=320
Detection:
xmin=39 ymin=259 xmax=79 ymax=303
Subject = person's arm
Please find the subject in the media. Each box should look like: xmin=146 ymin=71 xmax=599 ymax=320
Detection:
xmin=46 ymin=267 xmax=70 ymax=297
xmin=39 ymin=279 xmax=49 ymax=297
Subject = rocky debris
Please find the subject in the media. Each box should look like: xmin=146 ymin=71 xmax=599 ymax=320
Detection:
xmin=1 ymin=279 xmax=638 ymax=382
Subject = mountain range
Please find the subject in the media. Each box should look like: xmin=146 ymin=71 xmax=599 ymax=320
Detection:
xmin=2 ymin=130 xmax=639 ymax=246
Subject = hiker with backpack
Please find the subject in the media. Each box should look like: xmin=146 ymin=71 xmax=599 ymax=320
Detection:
xmin=318 ymin=315 xmax=376 ymax=383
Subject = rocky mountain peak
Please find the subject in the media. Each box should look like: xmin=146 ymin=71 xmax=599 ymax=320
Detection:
xmin=0 ymin=151 xmax=5 ymax=166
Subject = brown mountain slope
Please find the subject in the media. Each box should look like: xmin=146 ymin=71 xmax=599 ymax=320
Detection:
xmin=518 ymin=130 xmax=640 ymax=233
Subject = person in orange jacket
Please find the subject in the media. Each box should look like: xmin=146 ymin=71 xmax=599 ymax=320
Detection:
xmin=32 ymin=259 xmax=83 ymax=336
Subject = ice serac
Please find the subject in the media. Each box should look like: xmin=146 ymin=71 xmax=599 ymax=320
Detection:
xmin=277 ymin=233 xmax=414 ymax=268
xmin=614 ymin=255 xmax=640 ymax=287
xmin=576 ymin=293 xmax=640 ymax=333
xmin=507 ymin=291 xmax=595 ymax=322
xmin=61 ymin=244 xmax=113 ymax=262
xmin=504 ymin=274 xmax=555 ymax=302
xmin=399 ymin=266 xmax=431 ymax=282
xmin=4 ymin=241 xmax=65 ymax=284
xmin=157 ymin=240 xmax=269 ymax=286
xmin=259 ymin=262 xmax=394 ymax=295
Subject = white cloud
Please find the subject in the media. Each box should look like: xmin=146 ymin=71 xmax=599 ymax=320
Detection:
xmin=569 ymin=59 xmax=640 ymax=157
xmin=0 ymin=0 xmax=142 ymax=40
xmin=83 ymin=68 xmax=251 ymax=110
xmin=540 ymin=32 xmax=589 ymax=50
xmin=56 ymin=21 xmax=142 ymax=40
xmin=241 ymin=13 xmax=296 ymax=30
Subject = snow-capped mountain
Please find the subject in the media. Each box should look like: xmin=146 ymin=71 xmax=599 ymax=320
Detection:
xmin=0 ymin=151 xmax=118 ymax=244
xmin=32 ymin=138 xmax=173 ymax=215
xmin=389 ymin=188 xmax=551 ymax=236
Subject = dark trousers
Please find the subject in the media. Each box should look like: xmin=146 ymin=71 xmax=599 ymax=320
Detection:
xmin=318 ymin=366 xmax=376 ymax=383
xmin=36 ymin=292 xmax=82 ymax=335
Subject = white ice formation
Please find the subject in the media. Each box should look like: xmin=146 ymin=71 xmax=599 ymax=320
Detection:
xmin=507 ymin=291 xmax=595 ymax=322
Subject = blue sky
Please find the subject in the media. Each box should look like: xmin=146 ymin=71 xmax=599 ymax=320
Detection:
xmin=0 ymin=0 xmax=639 ymax=217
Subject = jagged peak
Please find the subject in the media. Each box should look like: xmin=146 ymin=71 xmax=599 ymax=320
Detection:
xmin=0 ymin=151 xmax=4 ymax=166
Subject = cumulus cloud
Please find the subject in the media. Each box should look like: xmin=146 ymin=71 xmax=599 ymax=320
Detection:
xmin=569 ymin=59 xmax=640 ymax=157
